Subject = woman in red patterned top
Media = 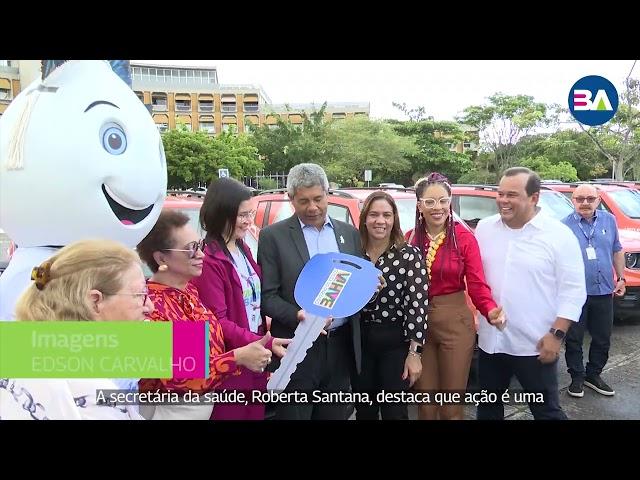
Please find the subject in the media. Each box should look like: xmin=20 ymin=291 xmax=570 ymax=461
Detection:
xmin=406 ymin=173 xmax=505 ymax=420
xmin=136 ymin=209 xmax=290 ymax=420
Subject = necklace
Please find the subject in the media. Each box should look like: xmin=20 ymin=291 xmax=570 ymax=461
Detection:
xmin=425 ymin=232 xmax=445 ymax=281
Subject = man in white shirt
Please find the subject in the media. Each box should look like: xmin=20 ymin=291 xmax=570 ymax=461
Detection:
xmin=475 ymin=167 xmax=586 ymax=420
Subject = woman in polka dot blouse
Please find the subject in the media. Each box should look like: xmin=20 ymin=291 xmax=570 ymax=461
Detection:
xmin=354 ymin=191 xmax=429 ymax=420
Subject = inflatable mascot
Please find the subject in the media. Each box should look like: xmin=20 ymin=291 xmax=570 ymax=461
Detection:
xmin=0 ymin=60 xmax=167 ymax=320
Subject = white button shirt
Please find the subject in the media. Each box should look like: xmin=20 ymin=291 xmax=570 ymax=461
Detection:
xmin=475 ymin=211 xmax=586 ymax=356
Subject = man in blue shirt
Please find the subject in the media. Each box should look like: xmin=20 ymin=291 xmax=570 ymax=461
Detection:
xmin=562 ymin=184 xmax=626 ymax=398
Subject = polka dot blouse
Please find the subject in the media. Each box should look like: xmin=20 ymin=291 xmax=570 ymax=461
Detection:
xmin=363 ymin=243 xmax=429 ymax=344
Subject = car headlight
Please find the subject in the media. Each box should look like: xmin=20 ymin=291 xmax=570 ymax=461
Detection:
xmin=625 ymin=252 xmax=640 ymax=269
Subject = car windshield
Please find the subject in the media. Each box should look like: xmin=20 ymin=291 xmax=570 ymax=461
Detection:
xmin=538 ymin=190 xmax=574 ymax=220
xmin=608 ymin=189 xmax=640 ymax=219
xmin=394 ymin=199 xmax=419 ymax=233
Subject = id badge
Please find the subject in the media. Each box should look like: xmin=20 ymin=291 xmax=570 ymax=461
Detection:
xmin=586 ymin=246 xmax=597 ymax=260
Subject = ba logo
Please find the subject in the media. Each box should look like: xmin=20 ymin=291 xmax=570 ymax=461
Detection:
xmin=569 ymin=75 xmax=619 ymax=126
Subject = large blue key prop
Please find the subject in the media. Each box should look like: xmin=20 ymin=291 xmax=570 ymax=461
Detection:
xmin=267 ymin=252 xmax=380 ymax=391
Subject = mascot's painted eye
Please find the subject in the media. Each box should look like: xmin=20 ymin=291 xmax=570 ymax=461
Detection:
xmin=102 ymin=125 xmax=127 ymax=155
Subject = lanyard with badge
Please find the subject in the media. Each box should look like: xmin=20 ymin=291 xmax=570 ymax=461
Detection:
xmin=229 ymin=248 xmax=261 ymax=332
xmin=575 ymin=214 xmax=597 ymax=260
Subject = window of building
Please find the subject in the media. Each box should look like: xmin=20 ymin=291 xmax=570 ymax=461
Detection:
xmin=175 ymin=94 xmax=191 ymax=111
xmin=463 ymin=142 xmax=472 ymax=149
xmin=243 ymin=101 xmax=259 ymax=112
xmin=134 ymin=91 xmax=144 ymax=103
xmin=199 ymin=121 xmax=215 ymax=134
xmin=152 ymin=92 xmax=168 ymax=111
xmin=267 ymin=124 xmax=279 ymax=130
xmin=156 ymin=123 xmax=169 ymax=133
xmin=222 ymin=115 xmax=237 ymax=134
xmin=221 ymin=94 xmax=237 ymax=113
xmin=0 ymin=79 xmax=11 ymax=100
xmin=244 ymin=115 xmax=259 ymax=134
xmin=198 ymin=95 xmax=214 ymax=112
xmin=243 ymin=95 xmax=259 ymax=113
xmin=332 ymin=112 xmax=346 ymax=120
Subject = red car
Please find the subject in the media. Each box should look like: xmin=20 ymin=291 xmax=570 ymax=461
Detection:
xmin=253 ymin=186 xmax=478 ymax=319
xmin=451 ymin=184 xmax=575 ymax=230
xmin=544 ymin=183 xmax=640 ymax=232
xmin=254 ymin=187 xmax=459 ymax=235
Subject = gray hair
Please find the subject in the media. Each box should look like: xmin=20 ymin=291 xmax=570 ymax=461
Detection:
xmin=287 ymin=163 xmax=329 ymax=197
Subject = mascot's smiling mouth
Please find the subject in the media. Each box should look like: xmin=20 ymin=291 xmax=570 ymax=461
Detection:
xmin=102 ymin=184 xmax=154 ymax=225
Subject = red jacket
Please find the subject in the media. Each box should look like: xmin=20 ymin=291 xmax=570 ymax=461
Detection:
xmin=406 ymin=222 xmax=497 ymax=318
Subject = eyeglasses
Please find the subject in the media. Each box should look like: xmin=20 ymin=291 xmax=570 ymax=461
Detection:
xmin=419 ymin=197 xmax=451 ymax=209
xmin=574 ymin=196 xmax=598 ymax=204
xmin=106 ymin=288 xmax=149 ymax=306
xmin=238 ymin=210 xmax=257 ymax=220
xmin=162 ymin=239 xmax=205 ymax=259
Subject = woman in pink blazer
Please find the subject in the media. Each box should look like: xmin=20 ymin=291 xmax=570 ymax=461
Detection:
xmin=191 ymin=178 xmax=269 ymax=420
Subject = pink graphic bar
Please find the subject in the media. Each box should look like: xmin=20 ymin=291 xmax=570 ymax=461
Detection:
xmin=172 ymin=321 xmax=207 ymax=379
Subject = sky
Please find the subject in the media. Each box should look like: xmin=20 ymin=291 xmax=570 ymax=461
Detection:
xmin=133 ymin=60 xmax=637 ymax=122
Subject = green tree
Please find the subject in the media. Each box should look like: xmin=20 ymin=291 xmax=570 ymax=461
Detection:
xmin=520 ymin=156 xmax=579 ymax=181
xmin=325 ymin=117 xmax=416 ymax=186
xmin=162 ymin=129 xmax=261 ymax=189
xmin=515 ymin=131 xmax=610 ymax=180
xmin=458 ymin=93 xmax=555 ymax=176
xmin=389 ymin=118 xmax=473 ymax=184
xmin=215 ymin=130 xmax=263 ymax=179
xmin=249 ymin=104 xmax=334 ymax=173
xmin=457 ymin=152 xmax=498 ymax=184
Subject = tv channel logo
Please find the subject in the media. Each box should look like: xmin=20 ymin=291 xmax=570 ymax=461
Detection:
xmin=569 ymin=75 xmax=619 ymax=126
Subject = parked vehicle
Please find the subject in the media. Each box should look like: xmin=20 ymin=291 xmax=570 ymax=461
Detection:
xmin=450 ymin=184 xmax=575 ymax=229
xmin=254 ymin=187 xmax=424 ymax=235
xmin=545 ymin=183 xmax=640 ymax=232
xmin=450 ymin=183 xmax=639 ymax=322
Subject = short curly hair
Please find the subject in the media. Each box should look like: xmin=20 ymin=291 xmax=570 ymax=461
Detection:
xmin=137 ymin=208 xmax=190 ymax=273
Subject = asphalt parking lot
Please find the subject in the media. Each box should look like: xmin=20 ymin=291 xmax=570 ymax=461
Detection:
xmin=449 ymin=320 xmax=640 ymax=420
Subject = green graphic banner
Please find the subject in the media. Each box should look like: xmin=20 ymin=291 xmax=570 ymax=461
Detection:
xmin=0 ymin=322 xmax=172 ymax=378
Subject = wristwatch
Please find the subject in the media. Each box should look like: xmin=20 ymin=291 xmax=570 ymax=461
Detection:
xmin=409 ymin=344 xmax=423 ymax=355
xmin=549 ymin=328 xmax=566 ymax=341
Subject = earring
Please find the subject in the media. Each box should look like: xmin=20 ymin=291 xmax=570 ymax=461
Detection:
xmin=158 ymin=264 xmax=168 ymax=272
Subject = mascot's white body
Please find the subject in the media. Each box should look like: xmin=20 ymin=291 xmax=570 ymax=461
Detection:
xmin=0 ymin=60 xmax=167 ymax=320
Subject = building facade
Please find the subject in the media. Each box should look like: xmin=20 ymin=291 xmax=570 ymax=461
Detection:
xmin=130 ymin=62 xmax=370 ymax=135
xmin=0 ymin=61 xmax=371 ymax=135
xmin=0 ymin=60 xmax=21 ymax=117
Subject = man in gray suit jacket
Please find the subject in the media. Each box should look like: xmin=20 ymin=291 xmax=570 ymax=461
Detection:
xmin=258 ymin=163 xmax=363 ymax=420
